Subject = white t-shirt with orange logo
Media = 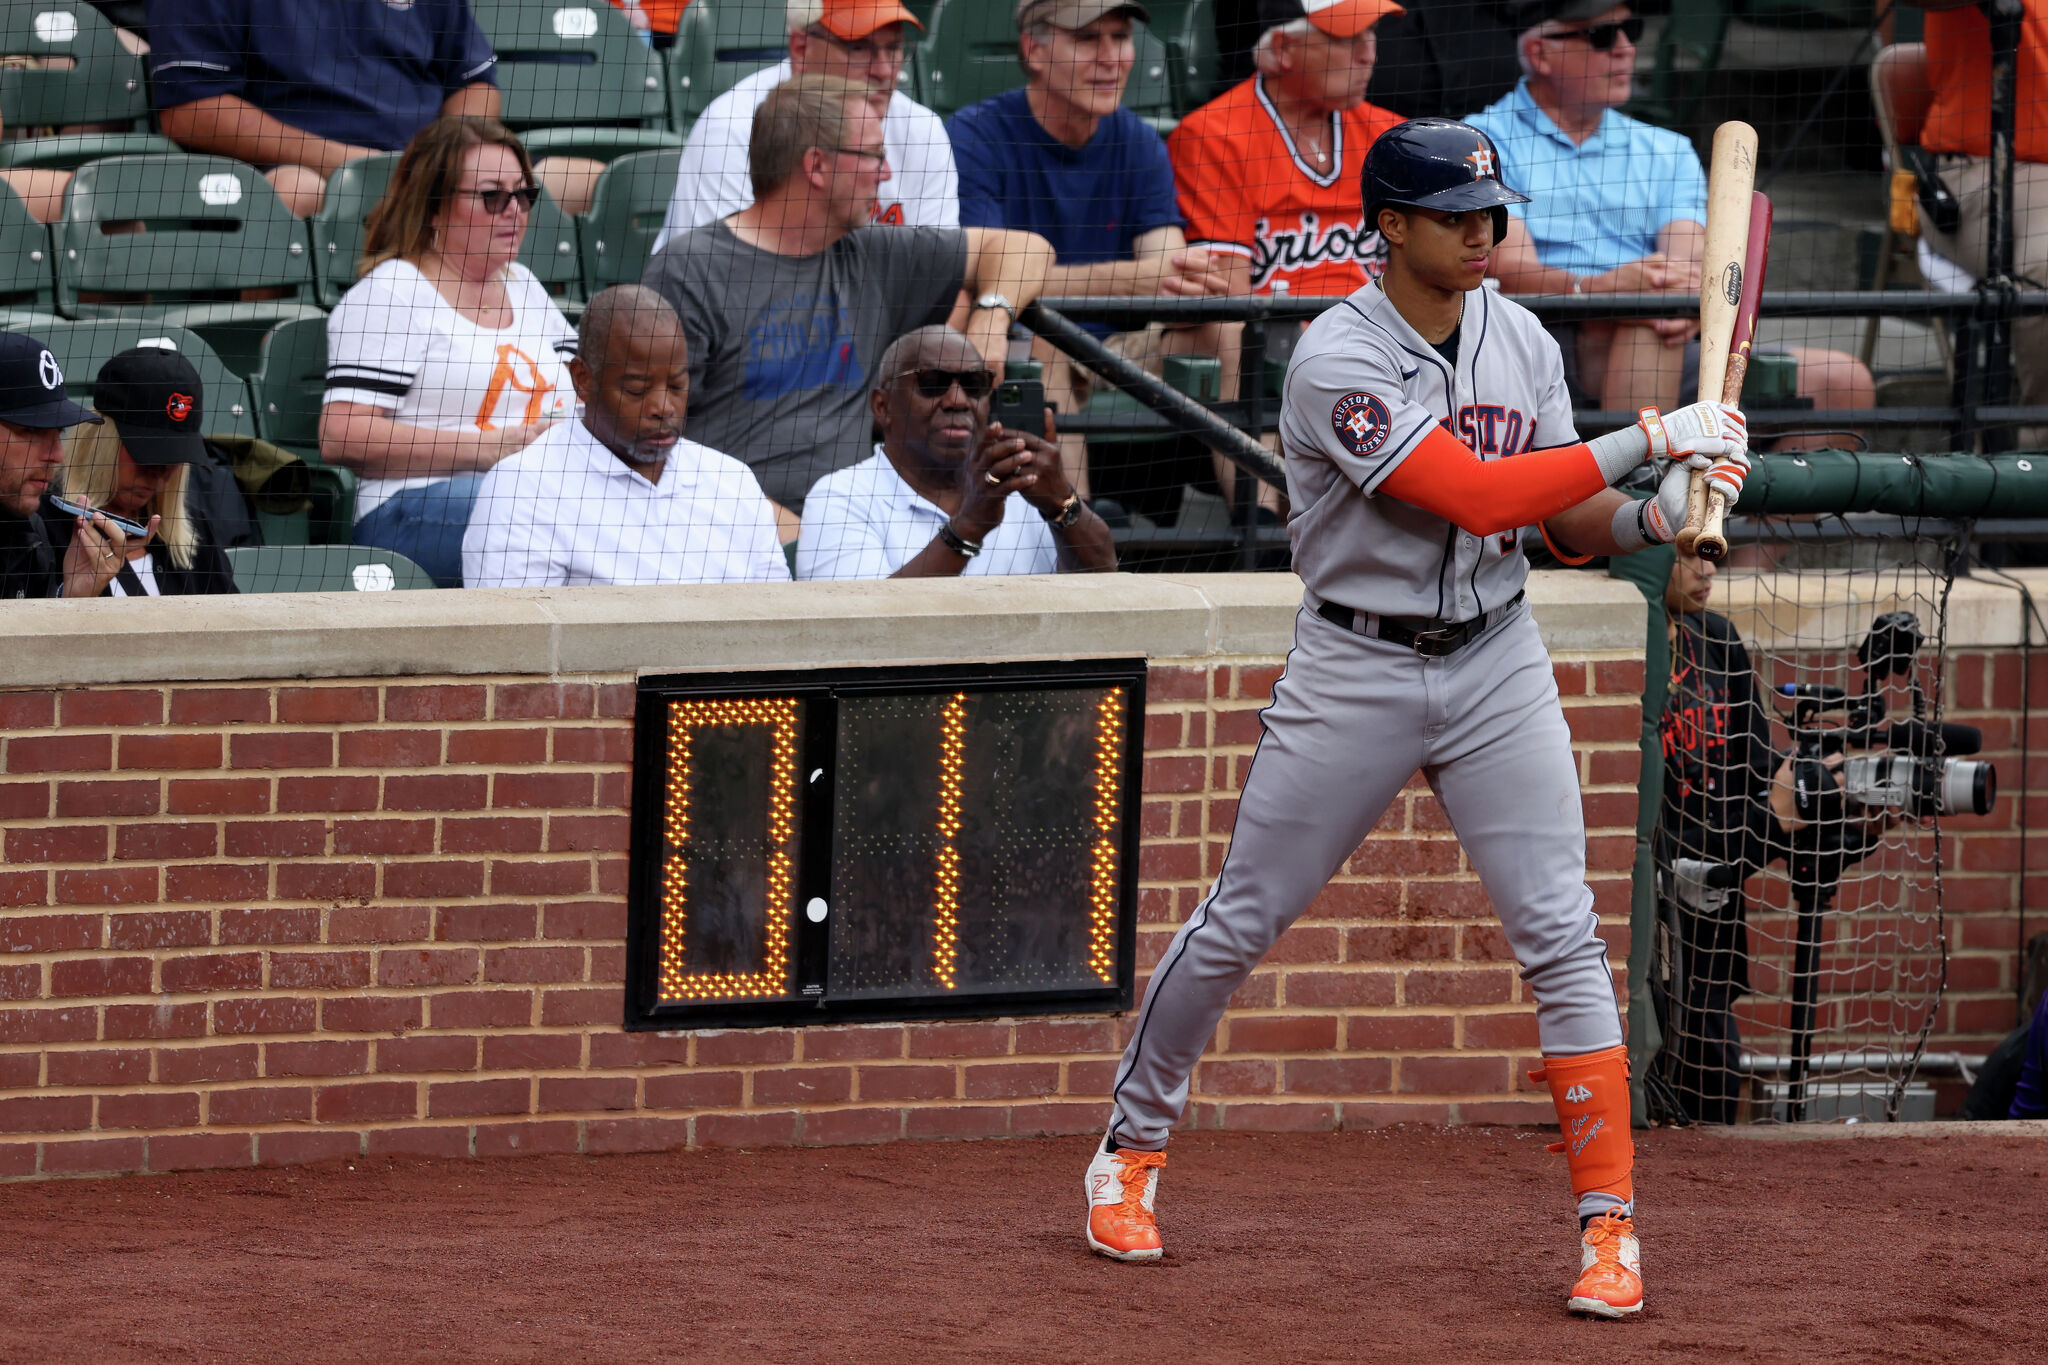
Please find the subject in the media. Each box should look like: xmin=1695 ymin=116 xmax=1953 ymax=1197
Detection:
xmin=323 ymin=258 xmax=577 ymax=520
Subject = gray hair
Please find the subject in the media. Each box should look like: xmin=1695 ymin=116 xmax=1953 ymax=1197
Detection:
xmin=1516 ymin=25 xmax=1546 ymax=79
xmin=578 ymin=284 xmax=681 ymax=368
xmin=787 ymin=0 xmax=820 ymax=33
xmin=1252 ymin=18 xmax=1319 ymax=77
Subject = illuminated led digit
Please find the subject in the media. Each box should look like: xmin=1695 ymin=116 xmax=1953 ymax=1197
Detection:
xmin=658 ymin=696 xmax=800 ymax=1002
xmin=932 ymin=693 xmax=967 ymax=990
xmin=1088 ymin=688 xmax=1125 ymax=984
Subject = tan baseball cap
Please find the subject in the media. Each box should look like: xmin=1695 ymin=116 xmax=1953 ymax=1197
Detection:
xmin=1258 ymin=0 xmax=1406 ymax=39
xmin=1015 ymin=0 xmax=1153 ymax=31
xmin=815 ymin=0 xmax=924 ymax=42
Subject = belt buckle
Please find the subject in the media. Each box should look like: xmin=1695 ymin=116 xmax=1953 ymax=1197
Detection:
xmin=1410 ymin=624 xmax=1462 ymax=657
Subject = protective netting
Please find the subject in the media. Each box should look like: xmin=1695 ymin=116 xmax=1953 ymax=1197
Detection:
xmin=1647 ymin=527 xmax=1984 ymax=1125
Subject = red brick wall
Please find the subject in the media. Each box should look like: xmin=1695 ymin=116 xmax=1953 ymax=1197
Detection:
xmin=0 ymin=656 xmax=1644 ymax=1179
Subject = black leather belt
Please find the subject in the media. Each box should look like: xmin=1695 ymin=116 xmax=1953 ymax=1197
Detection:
xmin=1315 ymin=590 xmax=1525 ymax=657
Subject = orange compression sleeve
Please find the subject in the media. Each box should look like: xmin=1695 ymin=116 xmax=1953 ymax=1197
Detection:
xmin=1374 ymin=425 xmax=1609 ymax=537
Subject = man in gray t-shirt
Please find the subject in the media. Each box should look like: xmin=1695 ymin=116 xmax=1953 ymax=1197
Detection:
xmin=642 ymin=72 xmax=1052 ymax=513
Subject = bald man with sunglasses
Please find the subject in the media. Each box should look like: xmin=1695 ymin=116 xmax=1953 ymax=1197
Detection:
xmin=795 ymin=325 xmax=1116 ymax=579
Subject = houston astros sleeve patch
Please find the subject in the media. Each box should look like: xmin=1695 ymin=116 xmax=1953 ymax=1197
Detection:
xmin=1332 ymin=392 xmax=1393 ymax=457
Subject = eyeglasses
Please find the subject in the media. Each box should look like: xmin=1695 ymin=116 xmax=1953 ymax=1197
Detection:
xmin=466 ymin=186 xmax=542 ymax=216
xmin=1541 ymin=15 xmax=1645 ymax=51
xmin=897 ymin=367 xmax=995 ymax=400
xmin=805 ymin=25 xmax=906 ymax=63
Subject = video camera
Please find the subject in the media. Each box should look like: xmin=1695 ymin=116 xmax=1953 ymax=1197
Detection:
xmin=1781 ymin=612 xmax=1996 ymax=823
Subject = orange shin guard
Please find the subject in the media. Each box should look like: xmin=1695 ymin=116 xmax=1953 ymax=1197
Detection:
xmin=1529 ymin=1044 xmax=1634 ymax=1205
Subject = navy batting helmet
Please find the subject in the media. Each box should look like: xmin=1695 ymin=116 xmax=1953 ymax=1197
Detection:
xmin=1360 ymin=118 xmax=1530 ymax=243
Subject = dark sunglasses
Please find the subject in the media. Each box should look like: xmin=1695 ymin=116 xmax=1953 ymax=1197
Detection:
xmin=1544 ymin=15 xmax=1644 ymax=51
xmin=898 ymin=367 xmax=995 ymax=400
xmin=469 ymin=186 xmax=542 ymax=216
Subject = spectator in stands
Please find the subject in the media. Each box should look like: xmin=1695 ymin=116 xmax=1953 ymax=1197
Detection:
xmin=1469 ymin=1 xmax=1874 ymax=446
xmin=1170 ymin=0 xmax=1408 ymax=300
xmin=948 ymin=0 xmax=1234 ymax=506
xmin=463 ymin=286 xmax=788 ymax=588
xmin=1906 ymin=0 xmax=2047 ymax=448
xmin=320 ymin=117 xmax=576 ymax=589
xmin=609 ymin=0 xmax=681 ymax=49
xmin=652 ymin=0 xmax=957 ymax=250
xmin=50 ymin=348 xmax=238 ymax=597
xmin=147 ymin=0 xmax=501 ymax=217
xmin=0 ymin=332 xmax=132 ymax=599
xmin=799 ymin=325 xmax=1115 ymax=578
xmin=643 ymin=74 xmax=1053 ymax=515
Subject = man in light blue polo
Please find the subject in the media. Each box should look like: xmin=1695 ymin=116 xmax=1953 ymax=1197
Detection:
xmin=1469 ymin=0 xmax=1872 ymax=437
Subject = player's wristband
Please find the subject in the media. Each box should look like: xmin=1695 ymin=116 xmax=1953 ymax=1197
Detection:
xmin=1609 ymin=494 xmax=1669 ymax=552
xmin=938 ymin=521 xmax=982 ymax=558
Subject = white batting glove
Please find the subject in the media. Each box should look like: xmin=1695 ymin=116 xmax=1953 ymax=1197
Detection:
xmin=1644 ymin=459 xmax=1692 ymax=543
xmin=1637 ymin=401 xmax=1748 ymax=468
xmin=1702 ymin=446 xmax=1752 ymax=505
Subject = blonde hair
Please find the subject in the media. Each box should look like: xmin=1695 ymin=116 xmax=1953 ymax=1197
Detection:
xmin=61 ymin=415 xmax=196 ymax=571
xmin=361 ymin=116 xmax=537 ymax=275
xmin=786 ymin=0 xmax=820 ymax=32
xmin=750 ymin=73 xmax=866 ymax=200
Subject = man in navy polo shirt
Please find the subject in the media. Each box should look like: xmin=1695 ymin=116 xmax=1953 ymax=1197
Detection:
xmin=947 ymin=0 xmax=1242 ymax=508
xmin=148 ymin=0 xmax=501 ymax=217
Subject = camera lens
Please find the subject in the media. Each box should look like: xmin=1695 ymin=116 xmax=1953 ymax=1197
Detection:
xmin=1940 ymin=758 xmax=1996 ymax=818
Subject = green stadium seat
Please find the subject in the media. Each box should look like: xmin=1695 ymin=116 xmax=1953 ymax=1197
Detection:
xmin=53 ymin=155 xmax=322 ymax=378
xmin=224 ymin=545 xmax=435 ymax=593
xmin=32 ymin=319 xmax=257 ymax=438
xmin=0 ymin=0 xmax=177 ymax=171
xmin=917 ymin=0 xmax=1177 ymax=129
xmin=307 ymin=153 xmax=585 ymax=314
xmin=1146 ymin=0 xmax=1222 ymax=115
xmin=251 ymin=315 xmax=327 ymax=456
xmin=667 ymin=0 xmax=791 ymax=130
xmin=576 ymin=148 xmax=682 ymax=293
xmin=470 ymin=0 xmax=683 ymax=162
xmin=0 ymin=179 xmax=53 ymax=309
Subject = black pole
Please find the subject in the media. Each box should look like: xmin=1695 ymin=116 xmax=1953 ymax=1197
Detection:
xmin=1236 ymin=317 xmax=1268 ymax=569
xmin=1785 ymin=886 xmax=1827 ymax=1122
xmin=1021 ymin=301 xmax=1288 ymax=491
xmin=1978 ymin=0 xmax=2024 ymax=453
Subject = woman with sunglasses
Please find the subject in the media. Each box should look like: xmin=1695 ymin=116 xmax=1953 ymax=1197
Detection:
xmin=320 ymin=116 xmax=576 ymax=587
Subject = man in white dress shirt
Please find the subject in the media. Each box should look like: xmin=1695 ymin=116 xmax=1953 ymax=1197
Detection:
xmin=797 ymin=325 xmax=1116 ymax=579
xmin=652 ymin=0 xmax=959 ymax=251
xmin=462 ymin=286 xmax=790 ymax=588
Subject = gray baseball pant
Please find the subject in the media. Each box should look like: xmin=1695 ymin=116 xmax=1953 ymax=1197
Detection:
xmin=1106 ymin=600 xmax=1625 ymax=1153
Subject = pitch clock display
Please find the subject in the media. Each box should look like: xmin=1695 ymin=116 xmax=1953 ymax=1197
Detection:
xmin=623 ymin=661 xmax=1146 ymax=1029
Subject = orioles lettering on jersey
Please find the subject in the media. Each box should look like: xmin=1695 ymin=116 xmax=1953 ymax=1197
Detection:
xmin=1250 ymin=210 xmax=1388 ymax=293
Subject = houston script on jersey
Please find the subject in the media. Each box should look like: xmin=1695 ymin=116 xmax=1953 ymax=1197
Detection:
xmin=1168 ymin=75 xmax=1405 ymax=295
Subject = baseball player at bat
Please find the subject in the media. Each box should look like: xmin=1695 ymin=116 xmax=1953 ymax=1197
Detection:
xmin=1082 ymin=117 xmax=1751 ymax=1318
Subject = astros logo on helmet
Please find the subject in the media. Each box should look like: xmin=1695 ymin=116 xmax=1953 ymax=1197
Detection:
xmin=1468 ymin=145 xmax=1497 ymax=179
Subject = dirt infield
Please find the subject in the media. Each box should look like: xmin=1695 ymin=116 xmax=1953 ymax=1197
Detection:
xmin=0 ymin=1125 xmax=2034 ymax=1363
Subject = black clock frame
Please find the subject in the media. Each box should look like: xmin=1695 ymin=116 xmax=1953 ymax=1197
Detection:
xmin=623 ymin=658 xmax=1148 ymax=1031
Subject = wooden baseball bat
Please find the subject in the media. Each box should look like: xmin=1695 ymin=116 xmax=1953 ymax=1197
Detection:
xmin=1675 ymin=121 xmax=1759 ymax=555
xmin=1694 ymin=190 xmax=1773 ymax=561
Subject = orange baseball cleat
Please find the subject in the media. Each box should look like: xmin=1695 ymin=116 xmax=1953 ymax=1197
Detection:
xmin=1567 ymin=1207 xmax=1645 ymax=1318
xmin=1084 ymin=1145 xmax=1166 ymax=1262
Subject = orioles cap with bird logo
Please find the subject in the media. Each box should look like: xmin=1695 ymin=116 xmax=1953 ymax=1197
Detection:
xmin=92 ymin=345 xmax=206 ymax=467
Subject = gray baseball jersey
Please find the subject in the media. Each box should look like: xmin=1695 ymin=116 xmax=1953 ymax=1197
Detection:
xmin=1279 ymin=280 xmax=1577 ymax=621
xmin=1101 ymin=279 xmax=1631 ymax=1221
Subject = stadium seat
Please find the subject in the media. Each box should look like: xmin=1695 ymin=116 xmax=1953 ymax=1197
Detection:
xmin=54 ymin=155 xmax=323 ymax=378
xmin=666 ymin=0 xmax=791 ymax=130
xmin=0 ymin=178 xmax=54 ymax=310
xmin=1146 ymin=0 xmax=1221 ymax=116
xmin=0 ymin=0 xmax=176 ymax=171
xmin=308 ymin=153 xmax=585 ymax=315
xmin=917 ymin=0 xmax=1177 ymax=129
xmin=470 ymin=0 xmax=683 ymax=162
xmin=223 ymin=545 xmax=435 ymax=593
xmin=251 ymin=315 xmax=327 ymax=456
xmin=33 ymin=318 xmax=257 ymax=436
xmin=576 ymin=148 xmax=682 ymax=293
xmin=1864 ymin=41 xmax=1951 ymax=372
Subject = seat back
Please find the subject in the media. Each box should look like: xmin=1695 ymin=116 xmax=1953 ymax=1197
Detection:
xmin=252 ymin=316 xmax=328 ymax=455
xmin=309 ymin=153 xmax=583 ymax=309
xmin=223 ymin=545 xmax=436 ymax=594
xmin=670 ymin=0 xmax=790 ymax=128
xmin=919 ymin=0 xmax=1172 ymax=122
xmin=34 ymin=319 xmax=257 ymax=438
xmin=1871 ymin=42 xmax=1934 ymax=155
xmin=0 ymin=177 xmax=51 ymax=307
xmin=57 ymin=155 xmax=313 ymax=314
xmin=577 ymin=147 xmax=683 ymax=292
xmin=471 ymin=0 xmax=670 ymax=133
xmin=0 ymin=0 xmax=149 ymax=130
xmin=1147 ymin=0 xmax=1220 ymax=115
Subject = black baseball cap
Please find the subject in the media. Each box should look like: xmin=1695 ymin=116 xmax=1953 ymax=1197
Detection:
xmin=93 ymin=346 xmax=205 ymax=466
xmin=0 ymin=331 xmax=100 ymax=430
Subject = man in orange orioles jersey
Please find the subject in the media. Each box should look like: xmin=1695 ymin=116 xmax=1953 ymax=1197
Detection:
xmin=1168 ymin=0 xmax=1408 ymax=298
xmin=1083 ymin=118 xmax=1754 ymax=1320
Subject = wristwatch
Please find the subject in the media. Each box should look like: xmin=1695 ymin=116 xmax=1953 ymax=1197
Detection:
xmin=937 ymin=520 xmax=982 ymax=558
xmin=971 ymin=292 xmax=1015 ymax=325
xmin=1041 ymin=491 xmax=1084 ymax=530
